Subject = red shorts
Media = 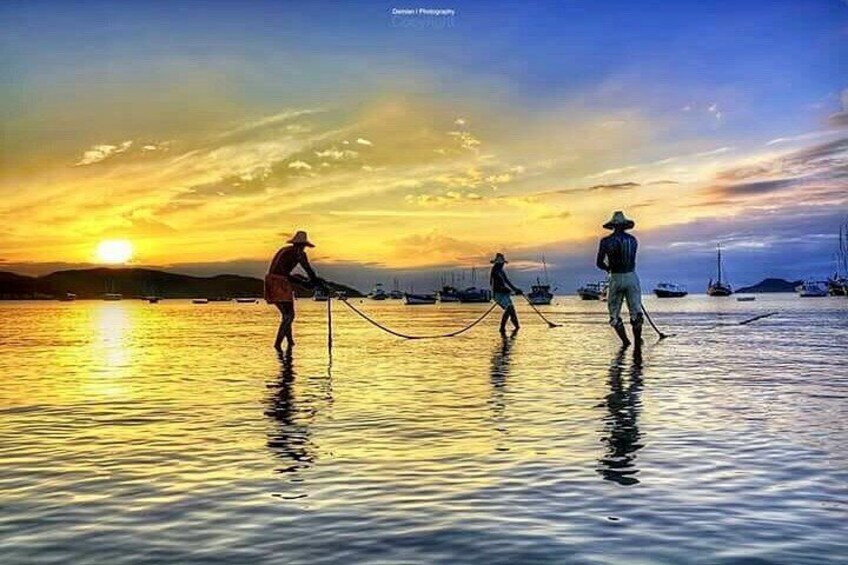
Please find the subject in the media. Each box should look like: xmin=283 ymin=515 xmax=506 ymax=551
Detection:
xmin=264 ymin=274 xmax=295 ymax=303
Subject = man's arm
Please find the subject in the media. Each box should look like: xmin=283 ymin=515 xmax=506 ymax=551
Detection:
xmin=299 ymin=252 xmax=320 ymax=284
xmin=503 ymin=272 xmax=522 ymax=294
xmin=596 ymin=239 xmax=609 ymax=272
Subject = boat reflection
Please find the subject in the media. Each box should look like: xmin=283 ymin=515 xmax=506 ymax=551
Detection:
xmin=264 ymin=353 xmax=326 ymax=476
xmin=597 ymin=346 xmax=644 ymax=486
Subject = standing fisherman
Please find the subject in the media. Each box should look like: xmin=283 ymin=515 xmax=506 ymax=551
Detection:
xmin=265 ymin=231 xmax=325 ymax=352
xmin=596 ymin=211 xmax=643 ymax=348
xmin=490 ymin=253 xmax=523 ymax=334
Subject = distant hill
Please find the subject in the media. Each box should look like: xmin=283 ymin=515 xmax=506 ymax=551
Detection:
xmin=736 ymin=278 xmax=802 ymax=293
xmin=0 ymin=268 xmax=363 ymax=299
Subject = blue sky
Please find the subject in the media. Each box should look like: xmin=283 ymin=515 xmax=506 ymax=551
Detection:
xmin=1 ymin=0 xmax=846 ymax=290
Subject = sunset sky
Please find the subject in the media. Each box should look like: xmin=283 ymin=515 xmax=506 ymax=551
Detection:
xmin=1 ymin=0 xmax=846 ymax=290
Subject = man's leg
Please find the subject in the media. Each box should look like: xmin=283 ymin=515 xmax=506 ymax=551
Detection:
xmin=273 ymin=303 xmax=287 ymax=350
xmin=508 ymin=304 xmax=520 ymax=330
xmin=608 ymin=277 xmax=631 ymax=346
xmin=281 ymin=302 xmax=296 ymax=349
xmin=624 ymin=274 xmax=644 ymax=349
xmin=499 ymin=308 xmax=509 ymax=333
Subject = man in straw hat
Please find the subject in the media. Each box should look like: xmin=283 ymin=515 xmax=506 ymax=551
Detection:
xmin=596 ymin=211 xmax=643 ymax=348
xmin=489 ymin=252 xmax=524 ymax=335
xmin=266 ymin=230 xmax=326 ymax=352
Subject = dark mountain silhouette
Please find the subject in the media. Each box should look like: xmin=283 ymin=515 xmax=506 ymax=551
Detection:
xmin=0 ymin=268 xmax=363 ymax=299
xmin=736 ymin=278 xmax=802 ymax=293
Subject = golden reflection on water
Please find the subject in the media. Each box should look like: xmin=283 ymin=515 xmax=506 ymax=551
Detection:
xmin=1 ymin=297 xmax=846 ymax=563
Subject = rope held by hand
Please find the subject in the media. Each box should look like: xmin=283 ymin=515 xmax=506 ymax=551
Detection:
xmin=338 ymin=297 xmax=498 ymax=340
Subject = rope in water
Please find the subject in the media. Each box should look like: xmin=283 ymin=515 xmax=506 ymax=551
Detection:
xmin=337 ymin=297 xmax=499 ymax=340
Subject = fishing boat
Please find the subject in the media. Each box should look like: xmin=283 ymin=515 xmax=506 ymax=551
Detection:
xmin=457 ymin=286 xmax=492 ymax=303
xmin=796 ymin=280 xmax=828 ymax=297
xmin=736 ymin=296 xmax=756 ymax=302
xmin=456 ymin=267 xmax=491 ymax=303
xmin=577 ymin=281 xmax=607 ymax=301
xmin=192 ymin=298 xmax=209 ymax=304
xmin=827 ymin=277 xmax=847 ymax=296
xmin=707 ymin=245 xmax=733 ymax=296
xmin=404 ymin=292 xmax=437 ymax=305
xmin=828 ymin=222 xmax=848 ymax=296
xmin=57 ymin=292 xmax=77 ymax=302
xmin=368 ymin=283 xmax=388 ymax=300
xmin=235 ymin=297 xmax=259 ymax=303
xmin=527 ymin=282 xmax=554 ymax=305
xmin=312 ymin=288 xmax=329 ymax=301
xmin=653 ymin=282 xmax=688 ymax=298
xmin=438 ymin=285 xmax=461 ymax=302
xmin=144 ymin=296 xmax=162 ymax=303
xmin=526 ymin=256 xmax=555 ymax=305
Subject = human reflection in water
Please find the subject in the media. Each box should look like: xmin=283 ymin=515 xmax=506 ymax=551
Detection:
xmin=265 ymin=352 xmax=320 ymax=475
xmin=597 ymin=346 xmax=644 ymax=486
xmin=489 ymin=331 xmax=518 ymax=440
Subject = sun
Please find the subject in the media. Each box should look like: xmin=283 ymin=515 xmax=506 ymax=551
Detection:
xmin=96 ymin=240 xmax=133 ymax=264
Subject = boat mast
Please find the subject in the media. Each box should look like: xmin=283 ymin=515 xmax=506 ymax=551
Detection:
xmin=542 ymin=255 xmax=549 ymax=284
xmin=717 ymin=244 xmax=723 ymax=285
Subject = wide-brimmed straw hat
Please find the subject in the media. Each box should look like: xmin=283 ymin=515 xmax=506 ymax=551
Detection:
xmin=603 ymin=211 xmax=635 ymax=230
xmin=287 ymin=230 xmax=315 ymax=247
xmin=490 ymin=252 xmax=508 ymax=264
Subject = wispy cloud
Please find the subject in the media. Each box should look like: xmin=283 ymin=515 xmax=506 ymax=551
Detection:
xmin=74 ymin=140 xmax=133 ymax=166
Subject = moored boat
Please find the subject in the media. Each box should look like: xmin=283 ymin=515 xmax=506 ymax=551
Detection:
xmin=828 ymin=222 xmax=848 ymax=296
xmin=796 ymin=280 xmax=828 ymax=297
xmin=826 ymin=277 xmax=847 ymax=296
xmin=102 ymin=293 xmax=122 ymax=301
xmin=192 ymin=298 xmax=209 ymax=304
xmin=577 ymin=281 xmax=607 ymax=300
xmin=144 ymin=296 xmax=162 ymax=303
xmin=57 ymin=292 xmax=77 ymax=302
xmin=404 ymin=292 xmax=437 ymax=305
xmin=736 ymin=296 xmax=756 ymax=302
xmin=369 ymin=283 xmax=388 ymax=300
xmin=707 ymin=244 xmax=733 ymax=296
xmin=438 ymin=285 xmax=461 ymax=302
xmin=388 ymin=279 xmax=404 ymax=299
xmin=235 ymin=297 xmax=259 ymax=303
xmin=457 ymin=286 xmax=491 ymax=303
xmin=526 ymin=256 xmax=555 ymax=305
xmin=653 ymin=282 xmax=688 ymax=298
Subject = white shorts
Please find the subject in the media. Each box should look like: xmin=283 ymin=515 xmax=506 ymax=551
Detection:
xmin=607 ymin=272 xmax=643 ymax=326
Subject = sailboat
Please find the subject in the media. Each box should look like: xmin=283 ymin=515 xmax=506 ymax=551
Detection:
xmin=457 ymin=266 xmax=491 ymax=303
xmin=389 ymin=278 xmax=404 ymax=300
xmin=796 ymin=280 xmax=828 ymax=297
xmin=707 ymin=244 xmax=733 ymax=296
xmin=827 ymin=222 xmax=848 ymax=296
xmin=102 ymin=278 xmax=122 ymax=301
xmin=526 ymin=256 xmax=555 ymax=305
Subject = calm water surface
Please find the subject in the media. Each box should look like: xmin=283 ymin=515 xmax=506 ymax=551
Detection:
xmin=1 ymin=295 xmax=846 ymax=564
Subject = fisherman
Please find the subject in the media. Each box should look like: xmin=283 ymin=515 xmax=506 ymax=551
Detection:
xmin=596 ymin=211 xmax=643 ymax=348
xmin=489 ymin=253 xmax=523 ymax=334
xmin=265 ymin=231 xmax=326 ymax=352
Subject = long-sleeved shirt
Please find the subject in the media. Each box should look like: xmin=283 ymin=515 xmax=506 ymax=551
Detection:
xmin=490 ymin=265 xmax=520 ymax=294
xmin=596 ymin=231 xmax=638 ymax=274
xmin=268 ymin=245 xmax=318 ymax=281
